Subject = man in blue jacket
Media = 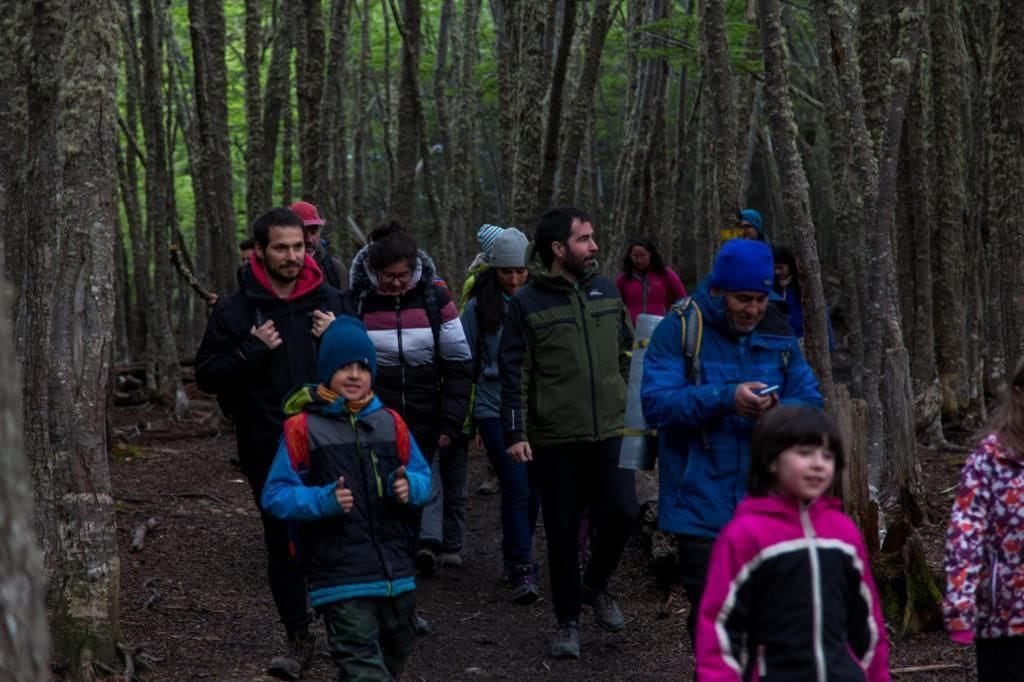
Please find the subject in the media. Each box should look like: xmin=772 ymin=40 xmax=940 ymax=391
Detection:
xmin=640 ymin=238 xmax=822 ymax=651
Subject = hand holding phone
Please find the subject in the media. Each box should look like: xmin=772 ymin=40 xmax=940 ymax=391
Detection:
xmin=756 ymin=384 xmax=780 ymax=397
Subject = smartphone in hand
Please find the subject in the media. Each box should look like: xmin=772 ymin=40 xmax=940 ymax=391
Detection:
xmin=756 ymin=384 xmax=780 ymax=397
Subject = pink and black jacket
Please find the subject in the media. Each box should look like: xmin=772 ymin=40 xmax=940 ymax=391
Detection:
xmin=697 ymin=496 xmax=890 ymax=682
xmin=341 ymin=247 xmax=473 ymax=446
xmin=944 ymin=433 xmax=1024 ymax=644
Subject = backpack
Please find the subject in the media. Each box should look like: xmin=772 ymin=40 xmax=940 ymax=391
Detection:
xmin=671 ymin=296 xmax=791 ymax=384
xmin=671 ymin=296 xmax=790 ymax=450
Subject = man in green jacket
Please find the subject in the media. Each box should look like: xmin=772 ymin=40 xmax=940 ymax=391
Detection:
xmin=499 ymin=206 xmax=638 ymax=660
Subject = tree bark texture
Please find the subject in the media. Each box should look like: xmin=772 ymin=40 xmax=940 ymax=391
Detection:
xmin=297 ymin=0 xmax=326 ymax=198
xmin=187 ymin=0 xmax=238 ymax=296
xmin=758 ymin=0 xmax=836 ymax=410
xmin=857 ymin=0 xmax=891 ymax=155
xmin=392 ymin=0 xmax=421 ymax=227
xmin=244 ymin=0 xmax=265 ymax=224
xmin=140 ymin=0 xmax=184 ymax=409
xmin=929 ymin=0 xmax=968 ymax=416
xmin=555 ymin=0 xmax=613 ymax=205
xmin=11 ymin=0 xmax=123 ymax=672
xmin=536 ymin=0 xmax=577 ymax=209
xmin=699 ymin=0 xmax=740 ymax=229
xmin=508 ymin=1 xmax=547 ymax=227
xmin=989 ymin=0 xmax=1024 ymax=366
xmin=318 ymin=0 xmax=353 ymax=255
xmin=0 ymin=228 xmax=49 ymax=682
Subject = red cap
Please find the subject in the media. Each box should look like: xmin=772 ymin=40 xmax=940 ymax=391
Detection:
xmin=289 ymin=201 xmax=325 ymax=226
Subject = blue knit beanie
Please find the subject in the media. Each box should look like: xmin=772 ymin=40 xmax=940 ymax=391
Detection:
xmin=710 ymin=239 xmax=774 ymax=294
xmin=738 ymin=209 xmax=764 ymax=238
xmin=477 ymin=224 xmax=506 ymax=256
xmin=318 ymin=315 xmax=377 ymax=384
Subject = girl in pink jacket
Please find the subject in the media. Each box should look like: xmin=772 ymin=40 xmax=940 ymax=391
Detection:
xmin=944 ymin=357 xmax=1024 ymax=681
xmin=615 ymin=237 xmax=686 ymax=325
xmin=696 ymin=406 xmax=890 ymax=682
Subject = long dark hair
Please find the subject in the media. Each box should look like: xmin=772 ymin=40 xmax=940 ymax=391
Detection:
xmin=469 ymin=268 xmax=507 ymax=336
xmin=620 ymin=237 xmax=666 ymax=275
xmin=985 ymin=356 xmax=1024 ymax=453
xmin=748 ymin=406 xmax=846 ymax=497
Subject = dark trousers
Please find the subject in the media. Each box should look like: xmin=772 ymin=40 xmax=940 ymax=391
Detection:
xmin=320 ymin=591 xmax=417 ymax=681
xmin=676 ymin=534 xmax=716 ymax=652
xmin=419 ymin=444 xmax=469 ymax=553
xmin=977 ymin=637 xmax=1024 ymax=682
xmin=247 ymin=469 xmax=312 ymax=637
xmin=534 ymin=438 xmax=639 ymax=624
xmin=478 ymin=417 xmax=541 ymax=570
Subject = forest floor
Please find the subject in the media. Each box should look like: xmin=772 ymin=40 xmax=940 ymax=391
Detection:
xmin=104 ymin=389 xmax=978 ymax=681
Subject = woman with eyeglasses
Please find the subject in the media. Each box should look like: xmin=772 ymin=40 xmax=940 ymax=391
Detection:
xmin=342 ymin=222 xmax=475 ymax=578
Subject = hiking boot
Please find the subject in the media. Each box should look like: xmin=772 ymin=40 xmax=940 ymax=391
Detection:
xmin=510 ymin=564 xmax=540 ymax=605
xmin=415 ymin=547 xmax=438 ymax=576
xmin=549 ymin=620 xmax=580 ymax=659
xmin=438 ymin=551 xmax=463 ymax=568
xmin=583 ymin=586 xmax=624 ymax=632
xmin=267 ymin=629 xmax=317 ymax=680
xmin=477 ymin=473 xmax=501 ymax=495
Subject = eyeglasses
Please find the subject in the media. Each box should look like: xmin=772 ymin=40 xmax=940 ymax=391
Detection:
xmin=379 ymin=270 xmax=413 ymax=284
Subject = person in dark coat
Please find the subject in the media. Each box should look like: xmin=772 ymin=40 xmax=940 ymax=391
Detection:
xmin=341 ymin=223 xmax=474 ymax=575
xmin=195 ymin=207 xmax=345 ymax=679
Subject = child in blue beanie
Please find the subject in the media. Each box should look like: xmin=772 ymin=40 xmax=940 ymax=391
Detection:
xmin=262 ymin=314 xmax=431 ymax=680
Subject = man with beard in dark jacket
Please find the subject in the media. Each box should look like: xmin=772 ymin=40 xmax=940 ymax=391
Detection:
xmin=500 ymin=206 xmax=638 ymax=660
xmin=196 ymin=207 xmax=345 ymax=680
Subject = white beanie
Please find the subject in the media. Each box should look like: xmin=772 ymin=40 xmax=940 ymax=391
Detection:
xmin=489 ymin=228 xmax=529 ymax=268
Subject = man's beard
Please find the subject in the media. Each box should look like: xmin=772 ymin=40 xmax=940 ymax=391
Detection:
xmin=267 ymin=259 xmax=302 ymax=284
xmin=563 ymin=251 xmax=593 ymax=277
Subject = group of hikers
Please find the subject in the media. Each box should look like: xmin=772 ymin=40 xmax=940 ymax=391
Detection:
xmin=194 ymin=202 xmax=1022 ymax=681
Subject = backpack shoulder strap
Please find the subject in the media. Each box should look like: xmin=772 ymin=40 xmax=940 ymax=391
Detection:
xmin=282 ymin=413 xmax=311 ymax=472
xmin=423 ymin=282 xmax=443 ymax=366
xmin=671 ymin=297 xmax=704 ymax=385
xmin=382 ymin=407 xmax=411 ymax=464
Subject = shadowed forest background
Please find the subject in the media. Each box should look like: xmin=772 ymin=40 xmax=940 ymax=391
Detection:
xmin=1 ymin=0 xmax=1022 ymax=678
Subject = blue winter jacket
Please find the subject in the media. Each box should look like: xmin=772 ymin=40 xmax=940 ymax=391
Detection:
xmin=641 ymin=282 xmax=823 ymax=538
xmin=262 ymin=392 xmax=431 ymax=607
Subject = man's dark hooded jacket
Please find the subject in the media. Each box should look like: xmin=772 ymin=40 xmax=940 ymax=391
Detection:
xmin=196 ymin=253 xmax=344 ymax=481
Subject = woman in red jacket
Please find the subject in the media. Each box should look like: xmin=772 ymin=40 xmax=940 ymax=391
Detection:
xmin=615 ymin=237 xmax=687 ymax=325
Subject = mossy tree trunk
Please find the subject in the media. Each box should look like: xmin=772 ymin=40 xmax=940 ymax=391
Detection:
xmin=11 ymin=0 xmax=123 ymax=674
xmin=929 ymin=0 xmax=969 ymax=418
xmin=757 ymin=0 xmax=836 ymax=410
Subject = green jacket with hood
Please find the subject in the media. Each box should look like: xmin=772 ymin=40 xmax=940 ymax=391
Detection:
xmin=498 ymin=244 xmax=633 ymax=447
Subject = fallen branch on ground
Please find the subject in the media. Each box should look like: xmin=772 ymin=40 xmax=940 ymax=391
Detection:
xmin=891 ymin=663 xmax=962 ymax=674
xmin=130 ymin=517 xmax=160 ymax=552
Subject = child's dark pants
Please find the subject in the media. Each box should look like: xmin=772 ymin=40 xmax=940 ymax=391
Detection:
xmin=320 ymin=591 xmax=417 ymax=681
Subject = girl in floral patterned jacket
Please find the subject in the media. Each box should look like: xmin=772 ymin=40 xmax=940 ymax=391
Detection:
xmin=944 ymin=357 xmax=1024 ymax=681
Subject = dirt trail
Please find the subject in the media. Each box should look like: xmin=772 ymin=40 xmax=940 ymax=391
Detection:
xmin=110 ymin=405 xmax=975 ymax=681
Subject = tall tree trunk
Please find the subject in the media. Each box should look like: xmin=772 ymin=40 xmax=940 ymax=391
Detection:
xmin=537 ymin=0 xmax=577 ymax=208
xmin=555 ymin=0 xmax=613 ymax=205
xmin=262 ymin=0 xmax=294 ymax=210
xmin=0 ymin=219 xmax=49 ymax=682
xmin=758 ymin=0 xmax=836 ymax=409
xmin=700 ymin=0 xmax=740 ymax=228
xmin=244 ymin=0 xmax=265 ymax=224
xmin=187 ymin=0 xmax=237 ymax=296
xmin=318 ymin=0 xmax=353 ymax=253
xmin=297 ymin=0 xmax=326 ymax=197
xmin=140 ymin=0 xmax=184 ymax=409
xmin=508 ymin=1 xmax=547 ymax=227
xmin=352 ymin=0 xmax=372 ymax=231
xmin=990 ymin=0 xmax=1024 ymax=365
xmin=392 ymin=0 xmax=422 ymax=226
xmin=857 ymin=0 xmax=891 ymax=155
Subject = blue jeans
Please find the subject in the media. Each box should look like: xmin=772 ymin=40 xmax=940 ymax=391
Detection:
xmin=477 ymin=417 xmax=540 ymax=570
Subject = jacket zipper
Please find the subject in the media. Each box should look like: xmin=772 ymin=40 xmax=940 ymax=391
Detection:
xmin=350 ymin=413 xmax=393 ymax=585
xmin=800 ymin=503 xmax=827 ymax=682
xmin=576 ymin=288 xmax=600 ymax=439
xmin=394 ymin=297 xmax=407 ymax=415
